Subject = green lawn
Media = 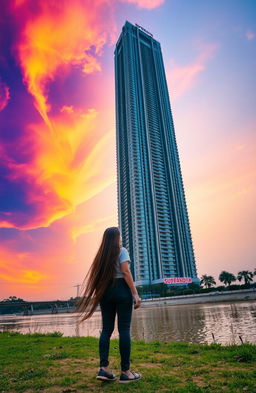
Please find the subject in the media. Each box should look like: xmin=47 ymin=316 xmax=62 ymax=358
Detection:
xmin=0 ymin=331 xmax=255 ymax=393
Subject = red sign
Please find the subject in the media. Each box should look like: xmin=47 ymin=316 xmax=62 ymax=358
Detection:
xmin=164 ymin=277 xmax=192 ymax=284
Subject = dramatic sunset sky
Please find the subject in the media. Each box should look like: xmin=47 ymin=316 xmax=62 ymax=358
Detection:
xmin=0 ymin=0 xmax=255 ymax=301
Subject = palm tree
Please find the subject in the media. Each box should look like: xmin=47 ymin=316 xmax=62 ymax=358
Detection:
xmin=219 ymin=271 xmax=236 ymax=286
xmin=253 ymin=268 xmax=256 ymax=277
xmin=200 ymin=275 xmax=216 ymax=288
xmin=237 ymin=270 xmax=253 ymax=285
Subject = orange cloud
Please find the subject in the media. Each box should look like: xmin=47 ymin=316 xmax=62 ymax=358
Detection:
xmin=0 ymin=248 xmax=51 ymax=285
xmin=2 ymin=109 xmax=116 ymax=229
xmin=167 ymin=43 xmax=218 ymax=99
xmin=0 ymin=232 xmax=78 ymax=300
xmin=121 ymin=0 xmax=165 ymax=9
xmin=16 ymin=0 xmax=112 ymax=129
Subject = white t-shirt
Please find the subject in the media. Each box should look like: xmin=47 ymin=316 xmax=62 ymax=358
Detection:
xmin=115 ymin=247 xmax=131 ymax=278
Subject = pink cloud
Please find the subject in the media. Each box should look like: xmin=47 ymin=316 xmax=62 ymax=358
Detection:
xmin=167 ymin=43 xmax=218 ymax=99
xmin=245 ymin=30 xmax=255 ymax=40
xmin=0 ymin=81 xmax=10 ymax=111
xmin=121 ymin=0 xmax=164 ymax=9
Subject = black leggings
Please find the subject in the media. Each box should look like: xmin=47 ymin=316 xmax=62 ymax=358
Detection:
xmin=99 ymin=278 xmax=133 ymax=371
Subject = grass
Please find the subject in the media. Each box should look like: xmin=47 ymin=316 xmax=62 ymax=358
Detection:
xmin=0 ymin=331 xmax=256 ymax=393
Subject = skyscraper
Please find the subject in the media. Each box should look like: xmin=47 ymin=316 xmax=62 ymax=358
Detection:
xmin=115 ymin=21 xmax=199 ymax=286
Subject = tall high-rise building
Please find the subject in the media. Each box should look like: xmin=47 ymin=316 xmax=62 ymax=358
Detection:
xmin=115 ymin=21 xmax=199 ymax=286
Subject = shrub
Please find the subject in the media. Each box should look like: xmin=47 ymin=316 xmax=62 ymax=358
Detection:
xmin=182 ymin=289 xmax=194 ymax=295
xmin=228 ymin=284 xmax=241 ymax=291
xmin=215 ymin=286 xmax=225 ymax=291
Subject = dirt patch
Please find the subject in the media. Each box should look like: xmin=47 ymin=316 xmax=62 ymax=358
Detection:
xmin=51 ymin=358 xmax=99 ymax=373
xmin=138 ymin=362 xmax=163 ymax=368
xmin=155 ymin=390 xmax=175 ymax=393
xmin=39 ymin=388 xmax=84 ymax=393
xmin=191 ymin=375 xmax=210 ymax=388
xmin=57 ymin=357 xmax=98 ymax=364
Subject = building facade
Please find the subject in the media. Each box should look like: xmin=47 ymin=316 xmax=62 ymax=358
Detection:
xmin=115 ymin=21 xmax=199 ymax=286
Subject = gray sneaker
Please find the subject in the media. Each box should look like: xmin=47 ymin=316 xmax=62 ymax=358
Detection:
xmin=96 ymin=368 xmax=117 ymax=382
xmin=119 ymin=371 xmax=141 ymax=383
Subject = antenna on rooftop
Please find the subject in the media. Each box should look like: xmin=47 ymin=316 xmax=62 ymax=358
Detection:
xmin=73 ymin=284 xmax=81 ymax=298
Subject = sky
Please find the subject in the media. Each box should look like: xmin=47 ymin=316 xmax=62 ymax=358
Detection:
xmin=0 ymin=0 xmax=255 ymax=301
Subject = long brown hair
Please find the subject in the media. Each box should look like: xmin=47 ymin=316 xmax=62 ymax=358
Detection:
xmin=74 ymin=226 xmax=121 ymax=323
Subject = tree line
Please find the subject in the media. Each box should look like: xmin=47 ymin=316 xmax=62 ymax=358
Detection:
xmin=200 ymin=269 xmax=256 ymax=288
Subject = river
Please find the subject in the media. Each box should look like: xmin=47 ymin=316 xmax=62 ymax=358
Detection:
xmin=1 ymin=300 xmax=255 ymax=345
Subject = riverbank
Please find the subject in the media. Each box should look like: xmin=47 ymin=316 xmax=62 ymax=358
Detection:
xmin=141 ymin=288 xmax=256 ymax=307
xmin=5 ymin=289 xmax=256 ymax=317
xmin=1 ymin=331 xmax=256 ymax=393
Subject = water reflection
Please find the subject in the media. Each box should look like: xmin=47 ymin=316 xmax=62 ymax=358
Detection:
xmin=0 ymin=300 xmax=255 ymax=345
xmin=131 ymin=304 xmax=207 ymax=343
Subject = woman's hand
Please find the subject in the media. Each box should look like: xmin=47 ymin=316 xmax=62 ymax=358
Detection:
xmin=133 ymin=294 xmax=142 ymax=309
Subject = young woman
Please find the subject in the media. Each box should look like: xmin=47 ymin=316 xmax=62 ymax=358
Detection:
xmin=74 ymin=226 xmax=142 ymax=383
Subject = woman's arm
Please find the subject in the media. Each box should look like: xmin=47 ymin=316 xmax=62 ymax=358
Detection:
xmin=121 ymin=261 xmax=141 ymax=309
xmin=121 ymin=261 xmax=137 ymax=295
